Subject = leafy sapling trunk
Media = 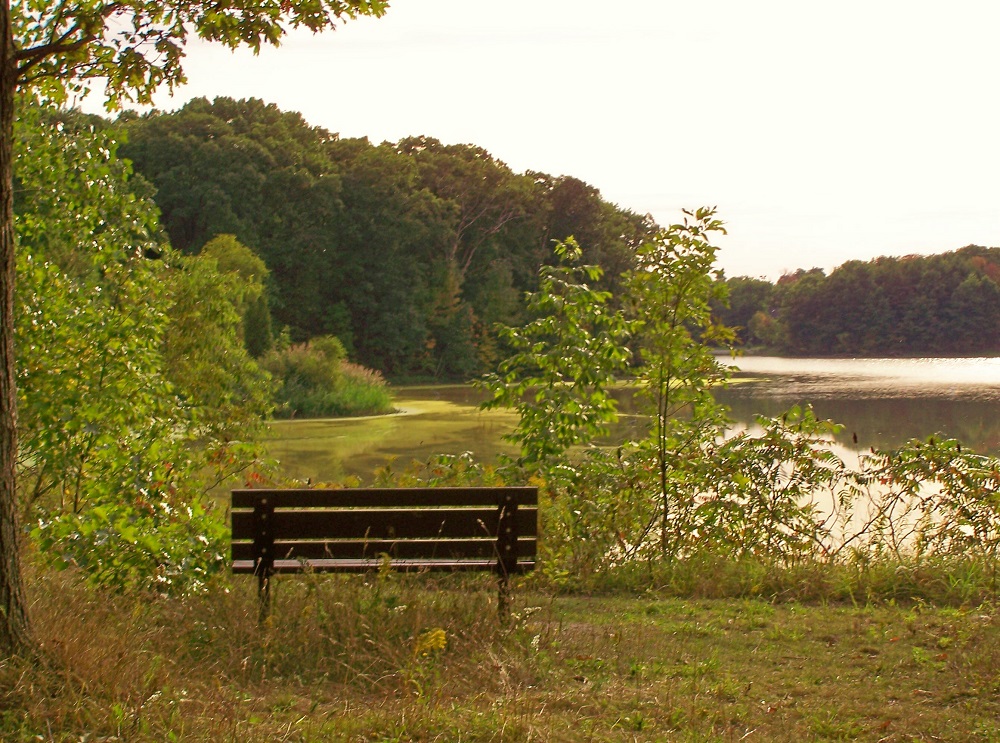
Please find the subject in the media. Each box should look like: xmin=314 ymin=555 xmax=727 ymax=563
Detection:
xmin=625 ymin=208 xmax=734 ymax=558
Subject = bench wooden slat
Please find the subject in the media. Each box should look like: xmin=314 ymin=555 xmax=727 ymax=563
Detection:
xmin=232 ymin=536 xmax=538 ymax=562
xmin=232 ymin=505 xmax=538 ymax=540
xmin=232 ymin=486 xmax=538 ymax=509
xmin=232 ymin=507 xmax=531 ymax=541
xmin=233 ymin=557 xmax=536 ymax=574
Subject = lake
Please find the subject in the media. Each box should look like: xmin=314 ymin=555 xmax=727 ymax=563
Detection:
xmin=719 ymin=356 xmax=1000 ymax=454
xmin=265 ymin=357 xmax=1000 ymax=484
xmin=265 ymin=386 xmax=519 ymax=485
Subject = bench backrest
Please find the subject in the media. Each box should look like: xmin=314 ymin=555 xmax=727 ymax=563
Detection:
xmin=231 ymin=486 xmax=538 ymax=578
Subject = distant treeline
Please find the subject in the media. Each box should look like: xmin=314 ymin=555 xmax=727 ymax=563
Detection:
xmin=117 ymin=96 xmax=1000 ymax=370
xmin=718 ymin=246 xmax=1000 ymax=355
xmin=119 ymin=97 xmax=656 ymax=379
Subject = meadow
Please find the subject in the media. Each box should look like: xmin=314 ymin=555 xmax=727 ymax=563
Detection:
xmin=3 ymin=562 xmax=999 ymax=742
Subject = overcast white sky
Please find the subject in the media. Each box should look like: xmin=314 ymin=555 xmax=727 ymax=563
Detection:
xmin=87 ymin=0 xmax=1000 ymax=280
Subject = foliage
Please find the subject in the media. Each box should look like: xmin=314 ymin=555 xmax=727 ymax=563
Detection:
xmin=536 ymin=404 xmax=1000 ymax=590
xmin=395 ymin=135 xmax=539 ymax=285
xmin=848 ymin=436 xmax=1000 ymax=567
xmin=199 ymin=233 xmax=275 ymax=356
xmin=262 ymin=336 xmax=394 ymax=418
xmin=712 ymin=275 xmax=773 ymax=346
xmin=16 ymin=106 xmax=182 ymax=512
xmin=120 ymin=98 xmax=659 ymax=379
xmin=625 ymin=207 xmax=734 ymax=555
xmin=480 ymin=205 xmax=1000 ymax=593
xmin=162 ymin=247 xmax=275 ymax=490
xmin=533 ymin=407 xmax=848 ymax=581
xmin=12 ymin=1 xmax=388 ymax=109
xmin=16 ymin=253 xmax=180 ymax=514
xmin=479 ymin=239 xmax=632 ymax=468
xmin=13 ymin=107 xmax=159 ymax=273
xmin=31 ymin=491 xmax=227 ymax=595
xmin=536 ymin=173 xmax=655 ymax=299
xmin=368 ymin=450 xmax=510 ymax=491
xmin=700 ymin=407 xmax=848 ymax=562
xmin=14 ymin=106 xmax=269 ymax=594
xmin=530 ymin=445 xmax=651 ymax=585
xmin=722 ymin=245 xmax=1000 ymax=354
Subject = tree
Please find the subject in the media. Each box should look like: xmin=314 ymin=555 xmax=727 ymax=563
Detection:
xmin=950 ymin=272 xmax=1000 ymax=353
xmin=13 ymin=101 xmax=277 ymax=613
xmin=14 ymin=104 xmax=172 ymax=520
xmin=716 ymin=276 xmax=773 ymax=346
xmin=198 ymin=233 xmax=275 ymax=356
xmin=762 ymin=248 xmax=1000 ymax=356
xmin=120 ymin=97 xmax=344 ymax=257
xmin=0 ymin=0 xmax=387 ymax=655
xmin=480 ymin=238 xmax=632 ymax=469
xmin=327 ymin=138 xmax=448 ymax=374
xmin=625 ymin=207 xmax=733 ymax=556
xmin=123 ymin=99 xmax=662 ymax=378
xmin=162 ymin=243 xmax=275 ymax=476
xmin=397 ymin=137 xmax=537 ymax=283
xmin=535 ymin=173 xmax=654 ymax=298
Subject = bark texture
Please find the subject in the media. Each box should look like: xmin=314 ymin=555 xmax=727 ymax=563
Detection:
xmin=0 ymin=0 xmax=30 ymax=656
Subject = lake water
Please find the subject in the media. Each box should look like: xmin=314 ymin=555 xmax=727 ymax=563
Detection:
xmin=265 ymin=386 xmax=519 ymax=485
xmin=718 ymin=356 xmax=1000 ymax=455
xmin=265 ymin=357 xmax=1000 ymax=484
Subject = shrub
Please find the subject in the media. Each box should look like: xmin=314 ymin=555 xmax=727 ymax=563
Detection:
xmin=32 ymin=494 xmax=228 ymax=596
xmin=263 ymin=336 xmax=395 ymax=418
xmin=478 ymin=217 xmax=1000 ymax=594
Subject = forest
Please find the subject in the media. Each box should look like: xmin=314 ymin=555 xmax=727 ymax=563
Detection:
xmin=112 ymin=96 xmax=1000 ymax=369
xmin=718 ymin=246 xmax=1000 ymax=355
xmin=117 ymin=96 xmax=656 ymax=380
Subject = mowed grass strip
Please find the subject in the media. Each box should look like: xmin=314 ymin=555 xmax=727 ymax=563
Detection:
xmin=533 ymin=597 xmax=1000 ymax=741
xmin=2 ymin=571 xmax=999 ymax=741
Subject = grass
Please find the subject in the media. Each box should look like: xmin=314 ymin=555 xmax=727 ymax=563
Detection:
xmin=3 ymin=564 xmax=1000 ymax=741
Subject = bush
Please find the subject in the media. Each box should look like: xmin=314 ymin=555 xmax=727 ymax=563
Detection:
xmin=474 ymin=210 xmax=1000 ymax=599
xmin=32 ymin=491 xmax=228 ymax=596
xmin=263 ymin=336 xmax=395 ymax=418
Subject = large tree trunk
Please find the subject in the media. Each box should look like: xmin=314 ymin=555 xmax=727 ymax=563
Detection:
xmin=0 ymin=0 xmax=30 ymax=656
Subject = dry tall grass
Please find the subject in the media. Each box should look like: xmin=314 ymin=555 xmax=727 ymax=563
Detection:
xmin=4 ymin=558 xmax=1000 ymax=741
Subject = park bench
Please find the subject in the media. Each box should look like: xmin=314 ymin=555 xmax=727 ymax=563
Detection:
xmin=231 ymin=486 xmax=538 ymax=618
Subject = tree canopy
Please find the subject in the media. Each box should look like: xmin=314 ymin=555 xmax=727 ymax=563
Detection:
xmin=720 ymin=247 xmax=1000 ymax=355
xmin=0 ymin=0 xmax=388 ymax=656
xmin=120 ymin=96 xmax=658 ymax=379
xmin=12 ymin=1 xmax=387 ymax=107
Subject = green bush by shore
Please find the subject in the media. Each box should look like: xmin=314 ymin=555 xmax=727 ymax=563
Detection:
xmin=262 ymin=336 xmax=395 ymax=418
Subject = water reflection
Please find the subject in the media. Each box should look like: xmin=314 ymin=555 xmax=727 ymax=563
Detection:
xmin=718 ymin=356 xmax=1000 ymax=455
xmin=266 ymin=357 xmax=1000 ymax=484
xmin=728 ymin=355 xmax=1000 ymax=391
xmin=726 ymin=356 xmax=1000 ymax=398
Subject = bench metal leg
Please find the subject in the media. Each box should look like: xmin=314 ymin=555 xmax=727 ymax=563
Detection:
xmin=257 ymin=567 xmax=271 ymax=624
xmin=253 ymin=498 xmax=275 ymax=624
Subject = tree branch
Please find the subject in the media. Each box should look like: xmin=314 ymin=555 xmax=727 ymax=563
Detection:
xmin=14 ymin=2 xmax=124 ymax=78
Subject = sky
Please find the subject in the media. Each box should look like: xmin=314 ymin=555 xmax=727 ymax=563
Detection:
xmin=83 ymin=0 xmax=1000 ymax=280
